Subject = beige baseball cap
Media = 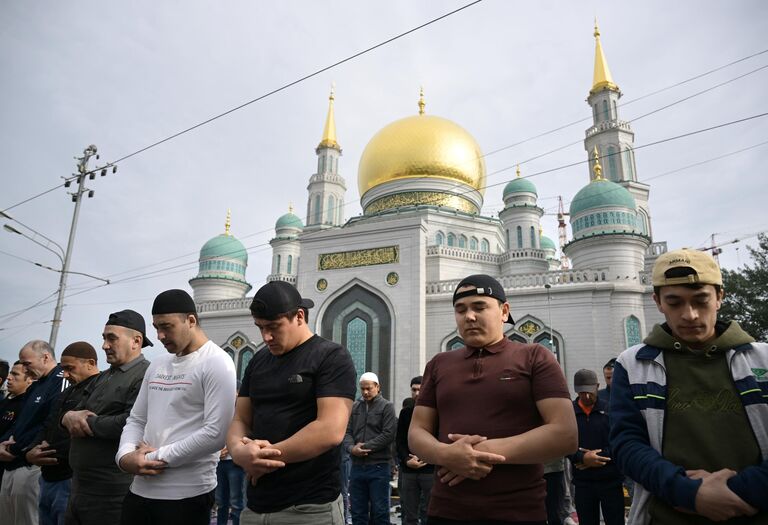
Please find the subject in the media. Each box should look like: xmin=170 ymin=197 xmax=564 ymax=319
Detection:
xmin=652 ymin=248 xmax=722 ymax=287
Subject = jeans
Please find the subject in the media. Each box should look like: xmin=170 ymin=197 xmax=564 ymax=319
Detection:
xmin=573 ymin=481 xmax=625 ymax=525
xmin=350 ymin=463 xmax=390 ymax=525
xmin=544 ymin=471 xmax=567 ymax=525
xmin=216 ymin=459 xmax=245 ymax=525
xmin=39 ymin=478 xmax=71 ymax=525
xmin=341 ymin=450 xmax=352 ymax=523
xmin=400 ymin=470 xmax=433 ymax=525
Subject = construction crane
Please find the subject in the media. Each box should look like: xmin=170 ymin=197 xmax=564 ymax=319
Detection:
xmin=557 ymin=196 xmax=570 ymax=269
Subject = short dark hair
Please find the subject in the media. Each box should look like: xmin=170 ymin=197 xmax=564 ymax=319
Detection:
xmin=410 ymin=375 xmax=423 ymax=386
xmin=653 ymin=267 xmax=722 ymax=297
xmin=0 ymin=360 xmax=9 ymax=381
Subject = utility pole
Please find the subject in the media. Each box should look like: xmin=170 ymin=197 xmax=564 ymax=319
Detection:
xmin=49 ymin=145 xmax=114 ymax=350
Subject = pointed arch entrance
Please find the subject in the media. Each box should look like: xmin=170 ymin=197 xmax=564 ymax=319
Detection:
xmin=320 ymin=284 xmax=393 ymax=398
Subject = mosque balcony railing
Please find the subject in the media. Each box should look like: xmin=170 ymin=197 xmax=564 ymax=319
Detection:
xmin=646 ymin=241 xmax=668 ymax=257
xmin=426 ymin=245 xmax=499 ymax=262
xmin=426 ymin=268 xmax=615 ymax=295
xmin=266 ymin=274 xmax=298 ymax=284
xmin=585 ymin=119 xmax=632 ymax=138
xmin=499 ymin=249 xmax=547 ymax=261
xmin=197 ymin=297 xmax=253 ymax=313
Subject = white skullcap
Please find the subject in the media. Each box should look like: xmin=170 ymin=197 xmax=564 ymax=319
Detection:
xmin=360 ymin=372 xmax=379 ymax=384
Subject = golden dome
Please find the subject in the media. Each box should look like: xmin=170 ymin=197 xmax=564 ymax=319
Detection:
xmin=357 ymin=114 xmax=486 ymax=197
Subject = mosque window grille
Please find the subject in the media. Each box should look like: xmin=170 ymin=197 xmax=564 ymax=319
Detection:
xmin=458 ymin=235 xmax=467 ymax=249
xmin=313 ymin=195 xmax=322 ymax=224
xmin=435 ymin=231 xmax=445 ymax=245
xmin=516 ymin=226 xmax=523 ymax=249
xmin=276 ymin=254 xmax=281 ymax=273
xmin=480 ymin=238 xmax=490 ymax=253
xmin=530 ymin=226 xmax=536 ymax=248
xmin=470 ymin=237 xmax=478 ymax=251
xmin=347 ymin=317 xmax=368 ymax=385
xmin=445 ymin=336 xmax=464 ymax=352
xmin=607 ymin=145 xmax=618 ymax=181
xmin=447 ymin=233 xmax=456 ymax=247
xmin=625 ymin=316 xmax=642 ymax=347
xmin=287 ymin=255 xmax=293 ymax=274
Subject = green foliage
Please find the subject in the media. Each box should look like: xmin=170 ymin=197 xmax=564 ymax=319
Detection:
xmin=719 ymin=234 xmax=768 ymax=340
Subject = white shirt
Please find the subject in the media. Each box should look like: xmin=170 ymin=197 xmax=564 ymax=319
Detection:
xmin=116 ymin=340 xmax=236 ymax=499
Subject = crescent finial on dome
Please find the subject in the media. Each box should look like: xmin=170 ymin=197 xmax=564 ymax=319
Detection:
xmin=224 ymin=209 xmax=232 ymax=236
xmin=418 ymin=86 xmax=426 ymax=115
xmin=592 ymin=146 xmax=604 ymax=181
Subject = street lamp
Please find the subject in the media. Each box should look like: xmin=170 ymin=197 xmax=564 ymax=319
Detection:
xmin=544 ymin=283 xmax=555 ymax=360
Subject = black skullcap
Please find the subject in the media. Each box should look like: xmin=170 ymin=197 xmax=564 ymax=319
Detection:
xmin=250 ymin=281 xmax=314 ymax=320
xmin=152 ymin=289 xmax=197 ymax=316
xmin=106 ymin=309 xmax=153 ymax=347
xmin=61 ymin=341 xmax=98 ymax=362
xmin=452 ymin=274 xmax=514 ymax=324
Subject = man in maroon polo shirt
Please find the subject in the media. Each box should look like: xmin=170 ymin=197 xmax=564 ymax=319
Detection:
xmin=409 ymin=274 xmax=577 ymax=525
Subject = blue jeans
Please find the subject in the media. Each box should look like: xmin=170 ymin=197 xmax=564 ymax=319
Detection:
xmin=350 ymin=463 xmax=390 ymax=525
xmin=216 ymin=459 xmax=245 ymax=525
xmin=38 ymin=477 xmax=70 ymax=525
xmin=341 ymin=449 xmax=352 ymax=523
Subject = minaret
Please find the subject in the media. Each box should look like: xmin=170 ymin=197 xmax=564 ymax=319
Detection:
xmin=584 ymin=20 xmax=651 ymax=237
xmin=305 ymin=86 xmax=347 ymax=230
xmin=499 ymin=165 xmax=549 ymax=274
xmin=268 ymin=204 xmax=304 ymax=284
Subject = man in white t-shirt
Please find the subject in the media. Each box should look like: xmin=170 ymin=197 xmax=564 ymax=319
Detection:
xmin=116 ymin=289 xmax=236 ymax=524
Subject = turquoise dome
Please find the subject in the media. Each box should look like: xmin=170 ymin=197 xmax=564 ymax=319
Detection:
xmin=275 ymin=212 xmax=304 ymax=230
xmin=540 ymin=235 xmax=556 ymax=250
xmin=570 ymin=179 xmax=636 ymax=216
xmin=200 ymin=234 xmax=248 ymax=264
xmin=503 ymin=177 xmax=537 ymax=197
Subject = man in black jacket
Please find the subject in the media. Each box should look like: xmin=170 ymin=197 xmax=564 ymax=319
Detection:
xmin=0 ymin=361 xmax=33 ymax=492
xmin=0 ymin=339 xmax=68 ymax=525
xmin=344 ymin=372 xmax=397 ymax=525
xmin=26 ymin=342 xmax=100 ymax=525
xmin=395 ymin=376 xmax=433 ymax=525
xmin=568 ymin=369 xmax=624 ymax=525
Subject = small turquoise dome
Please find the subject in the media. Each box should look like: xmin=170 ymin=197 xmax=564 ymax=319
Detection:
xmin=200 ymin=234 xmax=248 ymax=264
xmin=540 ymin=235 xmax=556 ymax=250
xmin=503 ymin=177 xmax=537 ymax=197
xmin=570 ymin=179 xmax=636 ymax=216
xmin=275 ymin=212 xmax=304 ymax=230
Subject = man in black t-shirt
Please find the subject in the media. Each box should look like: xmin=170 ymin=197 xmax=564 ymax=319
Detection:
xmin=227 ymin=281 xmax=357 ymax=525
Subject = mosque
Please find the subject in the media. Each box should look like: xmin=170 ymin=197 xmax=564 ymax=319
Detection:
xmin=187 ymin=25 xmax=667 ymax=402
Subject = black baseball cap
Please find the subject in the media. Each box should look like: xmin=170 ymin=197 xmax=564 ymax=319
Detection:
xmin=250 ymin=281 xmax=314 ymax=320
xmin=106 ymin=309 xmax=153 ymax=347
xmin=453 ymin=274 xmax=514 ymax=324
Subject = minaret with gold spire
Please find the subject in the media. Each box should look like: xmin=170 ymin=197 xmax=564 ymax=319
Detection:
xmin=306 ymin=85 xmax=347 ymax=230
xmin=584 ymin=20 xmax=651 ymax=237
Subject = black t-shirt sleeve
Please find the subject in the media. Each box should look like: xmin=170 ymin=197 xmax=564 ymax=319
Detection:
xmin=315 ymin=342 xmax=357 ymax=400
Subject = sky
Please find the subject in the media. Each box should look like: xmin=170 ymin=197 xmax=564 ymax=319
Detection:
xmin=1 ymin=1 xmax=766 ymax=365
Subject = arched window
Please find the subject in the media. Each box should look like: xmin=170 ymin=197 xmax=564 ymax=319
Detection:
xmin=480 ymin=238 xmax=490 ymax=253
xmin=326 ymin=195 xmax=335 ymax=225
xmin=458 ymin=235 xmax=467 ymax=249
xmin=505 ymin=229 xmax=510 ymax=249
xmin=435 ymin=231 xmax=445 ymax=245
xmin=276 ymin=254 xmax=281 ymax=273
xmin=607 ymin=145 xmax=618 ymax=181
xmin=534 ymin=333 xmax=561 ymax=362
xmin=445 ymin=336 xmax=464 ymax=352
xmin=313 ymin=194 xmax=321 ymax=224
xmin=318 ymin=156 xmax=325 ymax=173
xmin=530 ymin=226 xmax=537 ymax=248
xmin=470 ymin=237 xmax=478 ymax=251
xmin=625 ymin=316 xmax=642 ymax=347
xmin=516 ymin=226 xmax=523 ymax=249
xmin=602 ymin=99 xmax=610 ymax=121
xmin=593 ymin=104 xmax=598 ymax=122
xmin=238 ymin=347 xmax=255 ymax=381
xmin=447 ymin=233 xmax=456 ymax=247
xmin=347 ymin=317 xmax=368 ymax=385
xmin=612 ymin=100 xmax=618 ymax=118
xmin=287 ymin=255 xmax=293 ymax=274
xmin=623 ymin=147 xmax=635 ymax=180
xmin=508 ymin=333 xmax=527 ymax=344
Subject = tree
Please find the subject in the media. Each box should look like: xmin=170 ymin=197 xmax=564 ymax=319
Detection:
xmin=719 ymin=233 xmax=768 ymax=340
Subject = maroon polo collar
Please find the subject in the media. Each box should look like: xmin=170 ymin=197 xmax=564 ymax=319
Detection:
xmin=463 ymin=337 xmax=507 ymax=358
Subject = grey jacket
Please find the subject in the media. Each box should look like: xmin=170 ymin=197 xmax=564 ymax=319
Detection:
xmin=344 ymin=394 xmax=397 ymax=465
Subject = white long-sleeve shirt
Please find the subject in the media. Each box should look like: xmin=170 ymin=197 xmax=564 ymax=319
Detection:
xmin=116 ymin=340 xmax=236 ymax=499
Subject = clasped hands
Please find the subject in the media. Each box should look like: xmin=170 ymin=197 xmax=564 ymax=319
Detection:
xmin=118 ymin=442 xmax=167 ymax=476
xmin=61 ymin=410 xmax=97 ymax=437
xmin=435 ymin=433 xmax=506 ymax=487
xmin=678 ymin=469 xmax=757 ymax=522
xmin=0 ymin=437 xmax=16 ymax=462
xmin=230 ymin=437 xmax=286 ymax=485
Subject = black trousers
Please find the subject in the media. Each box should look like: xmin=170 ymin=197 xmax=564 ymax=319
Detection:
xmin=428 ymin=517 xmax=546 ymax=525
xmin=544 ymin=471 xmax=566 ymax=525
xmin=573 ymin=481 xmax=625 ymax=525
xmin=121 ymin=489 xmax=215 ymax=525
